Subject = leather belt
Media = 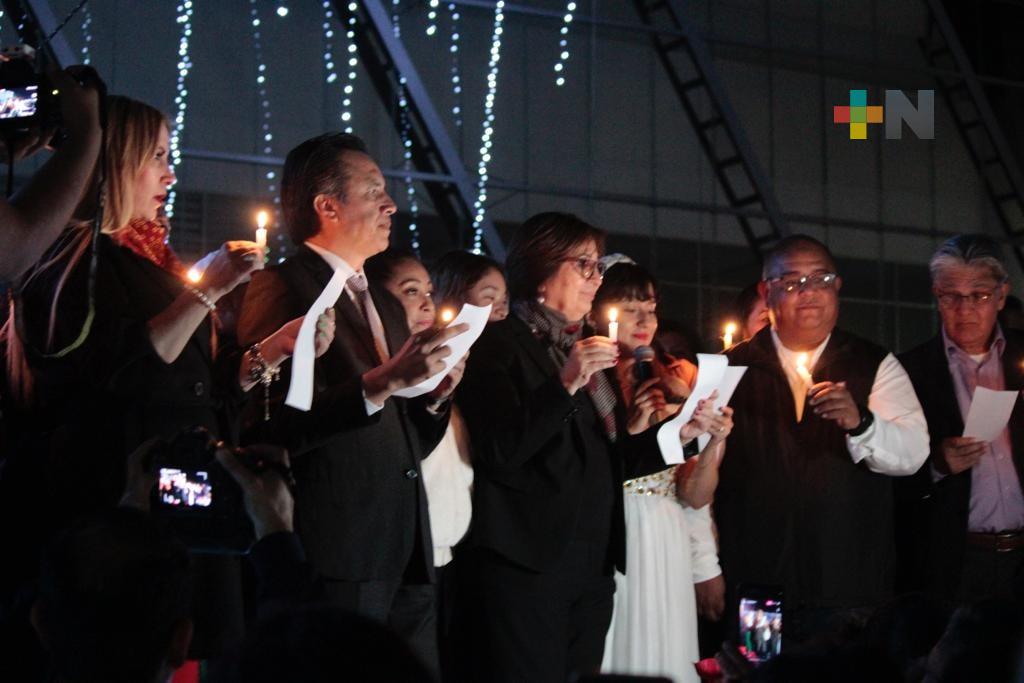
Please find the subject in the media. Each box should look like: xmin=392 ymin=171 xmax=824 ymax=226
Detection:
xmin=965 ymin=529 xmax=1024 ymax=553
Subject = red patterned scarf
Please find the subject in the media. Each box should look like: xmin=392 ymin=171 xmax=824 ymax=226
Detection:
xmin=111 ymin=218 xmax=185 ymax=275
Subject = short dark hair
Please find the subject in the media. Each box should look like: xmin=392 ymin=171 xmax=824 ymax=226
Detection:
xmin=734 ymin=282 xmax=763 ymax=322
xmin=762 ymin=234 xmax=837 ymax=280
xmin=505 ymin=212 xmax=605 ymax=302
xmin=281 ymin=132 xmax=370 ymax=244
xmin=364 ymin=248 xmax=421 ymax=287
xmin=594 ymin=261 xmax=658 ymax=309
xmin=430 ymin=250 xmax=504 ymax=310
xmin=34 ymin=508 xmax=192 ymax=683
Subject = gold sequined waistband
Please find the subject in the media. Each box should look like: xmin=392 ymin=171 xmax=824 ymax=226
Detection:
xmin=622 ymin=466 xmax=678 ymax=499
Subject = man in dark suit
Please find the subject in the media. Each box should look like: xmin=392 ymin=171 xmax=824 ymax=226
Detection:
xmin=237 ymin=133 xmax=464 ymax=671
xmin=898 ymin=234 xmax=1024 ymax=604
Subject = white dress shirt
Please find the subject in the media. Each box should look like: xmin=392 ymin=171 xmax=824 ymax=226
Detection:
xmin=770 ymin=328 xmax=930 ymax=476
xmin=305 ymin=241 xmax=386 ymax=416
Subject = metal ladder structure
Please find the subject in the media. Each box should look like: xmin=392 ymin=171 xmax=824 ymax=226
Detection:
xmin=631 ymin=0 xmax=791 ymax=261
xmin=332 ymin=0 xmax=505 ymax=259
xmin=919 ymin=0 xmax=1024 ymax=269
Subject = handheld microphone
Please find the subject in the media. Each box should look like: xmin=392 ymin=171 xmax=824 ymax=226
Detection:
xmin=633 ymin=345 xmax=655 ymax=385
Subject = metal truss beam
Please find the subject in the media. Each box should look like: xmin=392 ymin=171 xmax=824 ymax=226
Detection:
xmin=332 ymin=0 xmax=505 ymax=259
xmin=920 ymin=0 xmax=1024 ymax=269
xmin=631 ymin=0 xmax=790 ymax=261
xmin=1 ymin=0 xmax=76 ymax=68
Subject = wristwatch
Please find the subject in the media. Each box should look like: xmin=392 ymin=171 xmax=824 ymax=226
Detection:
xmin=845 ymin=404 xmax=874 ymax=437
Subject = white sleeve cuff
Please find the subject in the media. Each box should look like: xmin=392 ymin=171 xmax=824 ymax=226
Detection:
xmin=363 ymin=391 xmax=384 ymax=416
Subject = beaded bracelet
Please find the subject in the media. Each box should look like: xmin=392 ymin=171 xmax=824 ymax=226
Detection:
xmin=185 ymin=284 xmax=217 ymax=311
xmin=247 ymin=342 xmax=281 ymax=421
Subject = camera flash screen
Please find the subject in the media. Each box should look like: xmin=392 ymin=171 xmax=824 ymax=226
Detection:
xmin=0 ymin=86 xmax=38 ymax=120
xmin=158 ymin=468 xmax=213 ymax=508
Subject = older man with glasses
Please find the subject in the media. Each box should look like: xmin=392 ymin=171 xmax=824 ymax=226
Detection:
xmin=897 ymin=234 xmax=1024 ymax=605
xmin=716 ymin=234 xmax=929 ymax=646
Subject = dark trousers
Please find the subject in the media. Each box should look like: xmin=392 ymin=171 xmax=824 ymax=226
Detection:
xmin=322 ymin=579 xmax=439 ymax=677
xmin=957 ymin=545 xmax=1024 ymax=604
xmin=461 ymin=541 xmax=615 ymax=683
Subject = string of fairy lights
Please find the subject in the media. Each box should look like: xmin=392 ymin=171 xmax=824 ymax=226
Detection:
xmin=79 ymin=4 xmax=93 ymax=64
xmin=391 ymin=0 xmax=422 ymax=254
xmin=553 ymin=1 xmax=576 ymax=87
xmin=471 ymin=0 xmax=506 ymax=253
xmin=248 ymin=0 xmax=282 ymax=251
xmin=164 ymin=0 xmax=194 ymax=219
xmin=143 ymin=1 xmax=587 ymax=256
xmin=320 ymin=0 xmax=359 ymax=134
xmin=448 ymin=3 xmax=462 ymax=128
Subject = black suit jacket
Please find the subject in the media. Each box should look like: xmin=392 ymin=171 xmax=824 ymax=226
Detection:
xmin=237 ymin=245 xmax=446 ymax=583
xmin=897 ymin=329 xmax=1024 ymax=596
xmin=456 ymin=314 xmax=659 ymax=574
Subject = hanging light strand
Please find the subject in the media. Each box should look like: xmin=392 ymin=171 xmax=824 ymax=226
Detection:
xmin=321 ymin=1 xmax=338 ymax=85
xmin=426 ymin=0 xmax=439 ymax=36
xmin=448 ymin=3 xmax=462 ymax=128
xmin=165 ymin=0 xmax=194 ymax=219
xmin=392 ymin=1 xmax=422 ymax=254
xmin=341 ymin=3 xmax=358 ymax=132
xmin=553 ymin=1 xmax=576 ymax=87
xmin=79 ymin=4 xmax=93 ymax=64
xmin=471 ymin=0 xmax=506 ymax=253
xmin=249 ymin=0 xmax=282 ymax=256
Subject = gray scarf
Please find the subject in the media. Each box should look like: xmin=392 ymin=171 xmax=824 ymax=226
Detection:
xmin=512 ymin=299 xmax=619 ymax=442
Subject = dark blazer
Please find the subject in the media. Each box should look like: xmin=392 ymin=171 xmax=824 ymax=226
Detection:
xmin=236 ymin=245 xmax=446 ymax=584
xmin=456 ymin=314 xmax=659 ymax=574
xmin=897 ymin=329 xmax=1024 ymax=597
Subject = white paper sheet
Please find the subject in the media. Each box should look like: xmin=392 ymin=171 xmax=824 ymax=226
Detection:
xmin=392 ymin=303 xmax=492 ymax=398
xmin=962 ymin=386 xmax=1019 ymax=442
xmin=657 ymin=353 xmax=728 ymax=465
xmin=284 ymin=268 xmax=349 ymax=411
xmin=696 ymin=365 xmax=749 ymax=451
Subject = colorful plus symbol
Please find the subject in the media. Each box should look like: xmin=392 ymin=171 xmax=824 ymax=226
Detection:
xmin=833 ymin=90 xmax=884 ymax=139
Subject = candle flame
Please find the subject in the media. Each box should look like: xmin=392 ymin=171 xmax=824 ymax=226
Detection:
xmin=724 ymin=321 xmax=737 ymax=336
xmin=608 ymin=307 xmax=618 ymax=323
xmin=440 ymin=308 xmax=455 ymax=323
xmin=796 ymin=352 xmax=809 ymax=369
xmin=256 ymin=210 xmax=269 ymax=229
xmin=186 ymin=267 xmax=202 ymax=283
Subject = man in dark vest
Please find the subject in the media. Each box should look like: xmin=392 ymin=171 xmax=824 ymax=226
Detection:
xmin=718 ymin=235 xmax=929 ymax=645
xmin=898 ymin=234 xmax=1024 ymax=604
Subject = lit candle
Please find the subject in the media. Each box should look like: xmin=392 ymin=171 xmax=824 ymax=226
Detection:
xmin=440 ymin=308 xmax=455 ymax=324
xmin=607 ymin=307 xmax=619 ymax=343
xmin=795 ymin=352 xmax=813 ymax=389
xmin=186 ymin=267 xmax=202 ymax=283
xmin=723 ymin=321 xmax=738 ymax=349
xmin=255 ymin=210 xmax=269 ymax=248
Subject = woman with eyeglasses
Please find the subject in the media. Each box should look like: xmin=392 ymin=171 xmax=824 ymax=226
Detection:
xmin=592 ymin=258 xmax=733 ymax=682
xmin=455 ymin=212 xmax=718 ymax=682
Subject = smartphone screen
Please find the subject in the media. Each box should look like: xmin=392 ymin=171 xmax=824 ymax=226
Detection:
xmin=738 ymin=589 xmax=783 ymax=663
xmin=0 ymin=86 xmax=38 ymax=120
xmin=158 ymin=467 xmax=213 ymax=508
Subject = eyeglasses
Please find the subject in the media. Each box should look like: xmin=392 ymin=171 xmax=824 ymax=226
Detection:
xmin=765 ymin=272 xmax=838 ymax=294
xmin=935 ymin=289 xmax=998 ymax=309
xmin=564 ymin=256 xmax=606 ymax=281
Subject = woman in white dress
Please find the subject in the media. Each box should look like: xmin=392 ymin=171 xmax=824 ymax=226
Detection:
xmin=597 ymin=257 xmax=733 ymax=682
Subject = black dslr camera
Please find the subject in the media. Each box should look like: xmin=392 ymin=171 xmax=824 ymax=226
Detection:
xmin=0 ymin=45 xmax=59 ymax=135
xmin=151 ymin=426 xmax=283 ymax=555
